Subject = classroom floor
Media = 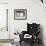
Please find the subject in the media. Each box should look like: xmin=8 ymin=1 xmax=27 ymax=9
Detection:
xmin=19 ymin=41 xmax=43 ymax=46
xmin=0 ymin=43 xmax=16 ymax=46
xmin=0 ymin=42 xmax=43 ymax=46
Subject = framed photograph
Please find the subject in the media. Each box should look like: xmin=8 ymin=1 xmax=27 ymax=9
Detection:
xmin=14 ymin=9 xmax=27 ymax=20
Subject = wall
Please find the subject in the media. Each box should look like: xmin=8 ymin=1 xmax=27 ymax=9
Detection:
xmin=0 ymin=0 xmax=8 ymax=3
xmin=8 ymin=0 xmax=46 ymax=46
xmin=8 ymin=0 xmax=43 ymax=36
xmin=0 ymin=4 xmax=9 ymax=39
xmin=0 ymin=0 xmax=13 ymax=46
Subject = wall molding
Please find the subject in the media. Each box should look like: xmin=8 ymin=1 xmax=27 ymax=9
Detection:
xmin=0 ymin=3 xmax=8 ymax=4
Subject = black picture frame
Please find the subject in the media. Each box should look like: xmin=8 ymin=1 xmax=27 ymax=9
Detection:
xmin=14 ymin=9 xmax=27 ymax=20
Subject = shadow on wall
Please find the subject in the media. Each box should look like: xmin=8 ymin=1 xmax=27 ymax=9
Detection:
xmin=40 ymin=25 xmax=45 ymax=46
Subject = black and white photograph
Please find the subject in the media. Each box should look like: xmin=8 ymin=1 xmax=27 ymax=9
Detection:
xmin=0 ymin=0 xmax=46 ymax=46
xmin=14 ymin=9 xmax=27 ymax=20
